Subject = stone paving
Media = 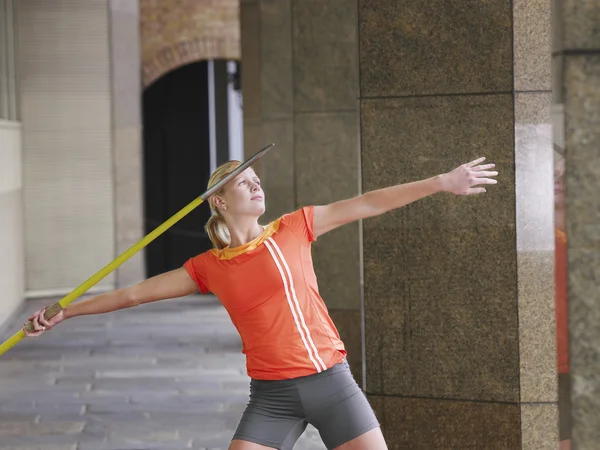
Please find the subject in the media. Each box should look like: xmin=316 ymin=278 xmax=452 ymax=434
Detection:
xmin=0 ymin=295 xmax=326 ymax=450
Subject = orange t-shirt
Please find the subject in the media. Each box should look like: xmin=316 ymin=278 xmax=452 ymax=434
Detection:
xmin=555 ymin=228 xmax=569 ymax=374
xmin=184 ymin=206 xmax=346 ymax=380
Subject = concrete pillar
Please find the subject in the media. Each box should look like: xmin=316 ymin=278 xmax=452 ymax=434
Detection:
xmin=291 ymin=0 xmax=361 ymax=383
xmin=240 ymin=0 xmax=262 ymax=165
xmin=109 ymin=0 xmax=146 ymax=287
xmin=553 ymin=0 xmax=600 ymax=447
xmin=359 ymin=1 xmax=555 ymax=447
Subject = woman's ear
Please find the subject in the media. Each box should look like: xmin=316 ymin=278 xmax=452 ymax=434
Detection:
xmin=213 ymin=195 xmax=226 ymax=211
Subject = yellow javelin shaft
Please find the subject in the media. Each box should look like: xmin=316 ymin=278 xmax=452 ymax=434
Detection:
xmin=0 ymin=142 xmax=275 ymax=356
xmin=0 ymin=195 xmax=204 ymax=356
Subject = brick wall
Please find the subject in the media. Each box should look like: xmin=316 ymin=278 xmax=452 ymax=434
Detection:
xmin=141 ymin=0 xmax=240 ymax=87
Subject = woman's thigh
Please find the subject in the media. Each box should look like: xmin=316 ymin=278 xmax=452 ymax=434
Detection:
xmin=229 ymin=439 xmax=277 ymax=450
xmin=333 ymin=428 xmax=387 ymax=450
xmin=231 ymin=377 xmax=307 ymax=450
xmin=299 ymin=362 xmax=383 ymax=449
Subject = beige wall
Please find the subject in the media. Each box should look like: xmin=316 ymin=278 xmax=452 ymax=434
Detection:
xmin=0 ymin=120 xmax=24 ymax=329
xmin=18 ymin=0 xmax=115 ymax=295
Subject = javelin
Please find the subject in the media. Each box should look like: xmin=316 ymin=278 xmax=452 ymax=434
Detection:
xmin=0 ymin=143 xmax=275 ymax=356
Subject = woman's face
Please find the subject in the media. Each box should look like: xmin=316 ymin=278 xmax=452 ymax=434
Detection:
xmin=215 ymin=168 xmax=265 ymax=217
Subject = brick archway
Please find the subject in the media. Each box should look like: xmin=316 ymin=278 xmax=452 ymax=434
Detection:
xmin=142 ymin=37 xmax=239 ymax=88
xmin=141 ymin=0 xmax=240 ymax=88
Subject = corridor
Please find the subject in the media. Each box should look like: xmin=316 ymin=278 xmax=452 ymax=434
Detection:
xmin=0 ymin=295 xmax=325 ymax=450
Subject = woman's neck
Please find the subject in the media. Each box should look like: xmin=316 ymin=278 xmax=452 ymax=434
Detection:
xmin=226 ymin=217 xmax=264 ymax=248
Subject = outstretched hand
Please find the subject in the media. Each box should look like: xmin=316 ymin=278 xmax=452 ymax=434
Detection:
xmin=23 ymin=307 xmax=65 ymax=338
xmin=440 ymin=157 xmax=498 ymax=195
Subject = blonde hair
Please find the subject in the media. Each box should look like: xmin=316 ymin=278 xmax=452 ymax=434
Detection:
xmin=205 ymin=160 xmax=242 ymax=249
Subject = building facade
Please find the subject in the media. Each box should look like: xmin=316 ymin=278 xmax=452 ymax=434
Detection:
xmin=1 ymin=0 xmax=600 ymax=447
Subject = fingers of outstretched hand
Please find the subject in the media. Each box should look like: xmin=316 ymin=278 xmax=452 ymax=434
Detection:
xmin=23 ymin=308 xmax=48 ymax=337
xmin=23 ymin=327 xmax=44 ymax=337
xmin=467 ymin=187 xmax=487 ymax=195
xmin=465 ymin=157 xmax=486 ymax=167
xmin=460 ymin=175 xmax=496 ymax=194
xmin=473 ymin=163 xmax=496 ymax=171
xmin=474 ymin=170 xmax=498 ymax=178
xmin=38 ymin=309 xmax=54 ymax=329
xmin=473 ymin=176 xmax=498 ymax=185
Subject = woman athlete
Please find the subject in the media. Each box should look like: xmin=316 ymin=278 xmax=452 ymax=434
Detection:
xmin=25 ymin=156 xmax=498 ymax=450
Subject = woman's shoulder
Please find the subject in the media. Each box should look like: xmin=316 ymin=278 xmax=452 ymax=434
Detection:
xmin=280 ymin=205 xmax=314 ymax=220
xmin=183 ymin=250 xmax=214 ymax=294
xmin=184 ymin=249 xmax=215 ymax=269
xmin=279 ymin=206 xmax=316 ymax=243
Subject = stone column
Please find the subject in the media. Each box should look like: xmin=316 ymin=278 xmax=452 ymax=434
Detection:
xmin=240 ymin=0 xmax=263 ymax=167
xmin=513 ymin=0 xmax=558 ymax=447
xmin=240 ymin=0 xmax=296 ymax=222
xmin=257 ymin=0 xmax=295 ymax=223
xmin=240 ymin=0 xmax=363 ymax=382
xmin=359 ymin=1 xmax=555 ymax=448
xmin=291 ymin=0 xmax=361 ymax=382
xmin=554 ymin=0 xmax=600 ymax=447
xmin=109 ymin=0 xmax=146 ymax=286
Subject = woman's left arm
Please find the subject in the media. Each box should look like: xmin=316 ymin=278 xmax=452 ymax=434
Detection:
xmin=313 ymin=157 xmax=498 ymax=239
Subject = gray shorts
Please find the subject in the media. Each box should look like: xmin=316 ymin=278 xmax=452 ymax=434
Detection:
xmin=233 ymin=361 xmax=380 ymax=450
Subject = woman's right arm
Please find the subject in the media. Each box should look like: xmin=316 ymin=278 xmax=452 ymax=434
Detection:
xmin=65 ymin=267 xmax=198 ymax=318
xmin=24 ymin=267 xmax=198 ymax=336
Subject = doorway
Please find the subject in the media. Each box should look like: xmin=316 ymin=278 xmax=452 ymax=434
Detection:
xmin=142 ymin=60 xmax=242 ymax=277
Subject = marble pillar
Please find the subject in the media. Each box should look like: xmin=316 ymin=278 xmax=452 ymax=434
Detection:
xmin=360 ymin=0 xmax=555 ymax=448
xmin=240 ymin=0 xmax=262 ymax=165
xmin=514 ymin=0 xmax=558 ymax=447
xmin=553 ymin=0 xmax=600 ymax=447
xmin=291 ymin=0 xmax=361 ymax=382
xmin=240 ymin=0 xmax=363 ymax=382
xmin=109 ymin=0 xmax=146 ymax=287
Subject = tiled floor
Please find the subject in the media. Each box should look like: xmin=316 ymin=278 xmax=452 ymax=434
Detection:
xmin=0 ymin=295 xmax=326 ymax=450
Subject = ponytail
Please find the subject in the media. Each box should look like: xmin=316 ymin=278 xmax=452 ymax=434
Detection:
xmin=205 ymin=212 xmax=231 ymax=249
xmin=205 ymin=160 xmax=242 ymax=249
